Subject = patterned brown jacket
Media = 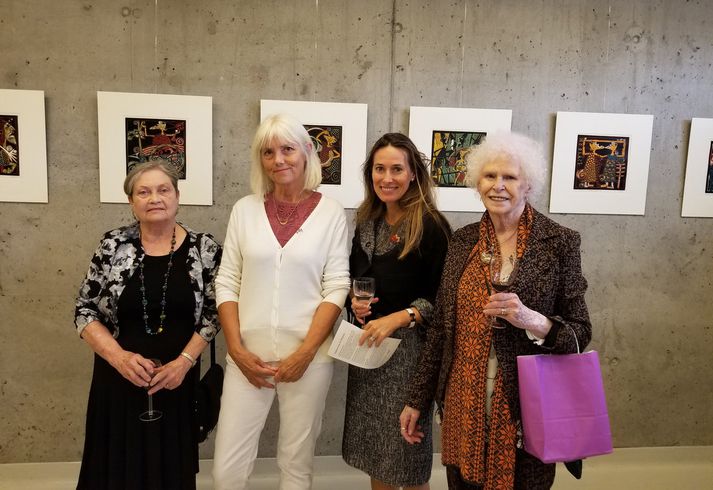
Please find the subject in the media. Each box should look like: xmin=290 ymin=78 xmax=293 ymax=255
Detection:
xmin=405 ymin=208 xmax=592 ymax=428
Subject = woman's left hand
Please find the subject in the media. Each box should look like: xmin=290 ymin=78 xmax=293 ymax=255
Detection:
xmin=484 ymin=292 xmax=550 ymax=333
xmin=358 ymin=312 xmax=405 ymax=348
xmin=148 ymin=355 xmax=193 ymax=395
xmin=274 ymin=349 xmax=314 ymax=383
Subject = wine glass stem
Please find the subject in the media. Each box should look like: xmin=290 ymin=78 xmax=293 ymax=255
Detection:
xmin=147 ymin=394 xmax=154 ymax=416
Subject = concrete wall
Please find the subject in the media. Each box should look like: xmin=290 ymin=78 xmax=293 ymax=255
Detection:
xmin=1 ymin=0 xmax=711 ymax=463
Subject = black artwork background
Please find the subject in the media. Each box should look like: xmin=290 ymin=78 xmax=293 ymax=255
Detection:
xmin=706 ymin=141 xmax=713 ymax=194
xmin=430 ymin=130 xmax=485 ymax=187
xmin=573 ymin=135 xmax=629 ymax=190
xmin=305 ymin=124 xmax=342 ymax=185
xmin=0 ymin=114 xmax=19 ymax=176
xmin=125 ymin=118 xmax=187 ymax=179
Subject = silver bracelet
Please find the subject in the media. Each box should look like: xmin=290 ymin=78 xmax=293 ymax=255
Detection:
xmin=180 ymin=351 xmax=197 ymax=367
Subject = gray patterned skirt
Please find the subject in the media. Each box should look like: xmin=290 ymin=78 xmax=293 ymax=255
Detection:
xmin=342 ymin=326 xmax=433 ymax=486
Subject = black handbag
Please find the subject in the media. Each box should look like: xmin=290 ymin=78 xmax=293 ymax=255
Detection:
xmin=195 ymin=339 xmax=223 ymax=443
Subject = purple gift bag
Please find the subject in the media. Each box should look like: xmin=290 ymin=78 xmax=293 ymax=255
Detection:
xmin=517 ymin=350 xmax=613 ymax=463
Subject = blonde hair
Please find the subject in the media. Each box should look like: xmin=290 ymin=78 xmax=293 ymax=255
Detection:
xmin=356 ymin=133 xmax=451 ymax=259
xmin=464 ymin=130 xmax=546 ymax=198
xmin=250 ymin=114 xmax=322 ymax=196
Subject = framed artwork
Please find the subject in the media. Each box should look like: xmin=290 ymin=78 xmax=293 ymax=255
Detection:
xmin=260 ymin=99 xmax=368 ymax=209
xmin=409 ymin=106 xmax=512 ymax=212
xmin=682 ymin=118 xmax=713 ymax=217
xmin=549 ymin=111 xmax=654 ymax=215
xmin=0 ymin=89 xmax=47 ymax=203
xmin=97 ymin=91 xmax=212 ymax=205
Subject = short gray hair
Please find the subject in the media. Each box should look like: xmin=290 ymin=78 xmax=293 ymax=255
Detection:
xmin=123 ymin=159 xmax=180 ymax=197
xmin=249 ymin=114 xmax=322 ymax=196
xmin=464 ymin=131 xmax=546 ymax=199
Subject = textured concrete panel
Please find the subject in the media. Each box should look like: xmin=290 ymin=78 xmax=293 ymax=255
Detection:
xmin=0 ymin=0 xmax=712 ymax=466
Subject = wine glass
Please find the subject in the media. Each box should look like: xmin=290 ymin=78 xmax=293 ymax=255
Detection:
xmin=139 ymin=358 xmax=163 ymax=422
xmin=489 ymin=254 xmax=518 ymax=329
xmin=352 ymin=277 xmax=375 ymax=323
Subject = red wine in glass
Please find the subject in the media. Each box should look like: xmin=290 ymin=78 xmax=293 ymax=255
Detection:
xmin=489 ymin=256 xmax=518 ymax=329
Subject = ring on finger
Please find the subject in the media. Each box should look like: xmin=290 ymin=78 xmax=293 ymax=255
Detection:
xmin=500 ymin=307 xmax=506 ymax=316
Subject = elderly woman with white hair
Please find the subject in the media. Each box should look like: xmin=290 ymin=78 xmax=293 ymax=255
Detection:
xmin=400 ymin=131 xmax=592 ymax=489
xmin=212 ymin=114 xmax=350 ymax=490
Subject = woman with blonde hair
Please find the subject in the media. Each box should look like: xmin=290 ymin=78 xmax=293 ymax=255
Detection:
xmin=212 ymin=114 xmax=350 ymax=490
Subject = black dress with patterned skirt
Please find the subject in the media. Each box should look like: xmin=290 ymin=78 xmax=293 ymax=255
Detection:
xmin=342 ymin=217 xmax=449 ymax=487
xmin=77 ymin=240 xmax=200 ymax=490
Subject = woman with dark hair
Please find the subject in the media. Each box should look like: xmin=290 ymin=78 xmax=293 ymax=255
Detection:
xmin=75 ymin=160 xmax=221 ymax=489
xmin=342 ymin=133 xmax=451 ymax=490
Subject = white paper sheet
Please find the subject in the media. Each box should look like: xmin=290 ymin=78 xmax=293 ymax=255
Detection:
xmin=328 ymin=320 xmax=401 ymax=369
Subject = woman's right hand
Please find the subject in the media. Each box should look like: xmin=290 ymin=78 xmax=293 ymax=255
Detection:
xmin=399 ymin=405 xmax=425 ymax=444
xmin=351 ymin=295 xmax=379 ymax=324
xmin=109 ymin=350 xmax=157 ymax=388
xmin=230 ymin=347 xmax=278 ymax=389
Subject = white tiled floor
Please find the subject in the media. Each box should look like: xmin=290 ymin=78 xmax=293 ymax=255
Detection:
xmin=1 ymin=447 xmax=712 ymax=490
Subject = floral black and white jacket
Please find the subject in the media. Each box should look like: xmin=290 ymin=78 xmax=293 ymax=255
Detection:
xmin=74 ymin=222 xmax=222 ymax=342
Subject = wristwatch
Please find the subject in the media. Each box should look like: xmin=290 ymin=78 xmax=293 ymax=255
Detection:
xmin=405 ymin=307 xmax=417 ymax=328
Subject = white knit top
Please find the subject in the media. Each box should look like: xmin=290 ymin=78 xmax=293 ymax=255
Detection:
xmin=215 ymin=193 xmax=351 ymax=363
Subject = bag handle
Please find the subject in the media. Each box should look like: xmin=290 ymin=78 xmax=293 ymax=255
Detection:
xmin=565 ymin=324 xmax=580 ymax=354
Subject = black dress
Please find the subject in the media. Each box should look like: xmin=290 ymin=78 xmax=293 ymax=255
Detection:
xmin=77 ymin=239 xmax=200 ymax=490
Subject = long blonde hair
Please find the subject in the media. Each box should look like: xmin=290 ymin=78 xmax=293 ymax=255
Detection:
xmin=356 ymin=133 xmax=450 ymax=259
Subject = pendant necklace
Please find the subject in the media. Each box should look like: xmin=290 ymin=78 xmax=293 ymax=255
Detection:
xmin=274 ymin=192 xmax=305 ymax=225
xmin=139 ymin=226 xmax=176 ymax=335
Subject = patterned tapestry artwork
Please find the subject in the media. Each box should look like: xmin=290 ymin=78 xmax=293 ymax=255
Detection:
xmin=706 ymin=141 xmax=713 ymax=194
xmin=0 ymin=115 xmax=19 ymax=176
xmin=573 ymin=135 xmax=629 ymax=190
xmin=125 ymin=118 xmax=187 ymax=178
xmin=430 ymin=130 xmax=485 ymax=187
xmin=305 ymin=124 xmax=342 ymax=185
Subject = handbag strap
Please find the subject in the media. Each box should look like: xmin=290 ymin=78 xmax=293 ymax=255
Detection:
xmin=209 ymin=338 xmax=217 ymax=367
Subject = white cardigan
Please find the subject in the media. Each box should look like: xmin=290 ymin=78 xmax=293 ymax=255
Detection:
xmin=215 ymin=193 xmax=350 ymax=363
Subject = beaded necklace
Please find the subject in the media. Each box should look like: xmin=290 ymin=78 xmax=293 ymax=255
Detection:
xmin=138 ymin=226 xmax=176 ymax=335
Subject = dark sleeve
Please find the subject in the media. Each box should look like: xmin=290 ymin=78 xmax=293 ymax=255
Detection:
xmin=404 ymin=226 xmax=461 ymax=411
xmin=420 ymin=216 xmax=451 ymax=305
xmin=411 ymin=216 xmax=451 ymax=324
xmin=541 ymin=231 xmax=592 ymax=353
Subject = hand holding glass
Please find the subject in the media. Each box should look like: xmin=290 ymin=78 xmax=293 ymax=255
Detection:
xmin=489 ymin=256 xmax=518 ymax=329
xmin=352 ymin=277 xmax=375 ymax=323
xmin=139 ymin=358 xmax=163 ymax=422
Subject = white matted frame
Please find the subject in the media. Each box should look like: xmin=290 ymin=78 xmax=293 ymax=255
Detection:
xmin=0 ymin=89 xmax=47 ymax=203
xmin=260 ymin=99 xmax=368 ymax=209
xmin=682 ymin=118 xmax=713 ymax=217
xmin=97 ymin=91 xmax=213 ymax=205
xmin=549 ymin=111 xmax=654 ymax=215
xmin=409 ymin=106 xmax=512 ymax=213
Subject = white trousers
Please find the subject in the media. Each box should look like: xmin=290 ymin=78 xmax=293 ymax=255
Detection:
xmin=212 ymin=357 xmax=333 ymax=490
